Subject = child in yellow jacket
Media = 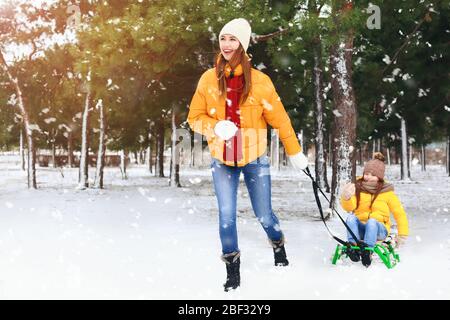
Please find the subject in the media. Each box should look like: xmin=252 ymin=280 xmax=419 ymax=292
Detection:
xmin=340 ymin=152 xmax=409 ymax=267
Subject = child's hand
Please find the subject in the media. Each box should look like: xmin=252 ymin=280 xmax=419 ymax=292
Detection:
xmin=396 ymin=235 xmax=408 ymax=248
xmin=341 ymin=183 xmax=355 ymax=200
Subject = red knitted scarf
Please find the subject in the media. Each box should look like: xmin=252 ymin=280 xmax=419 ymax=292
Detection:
xmin=223 ymin=73 xmax=243 ymax=163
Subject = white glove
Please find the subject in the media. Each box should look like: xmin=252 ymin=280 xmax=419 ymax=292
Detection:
xmin=288 ymin=152 xmax=308 ymax=170
xmin=214 ymin=120 xmax=238 ymax=140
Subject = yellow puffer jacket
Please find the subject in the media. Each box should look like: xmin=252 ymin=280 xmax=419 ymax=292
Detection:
xmin=187 ymin=67 xmax=301 ymax=166
xmin=340 ymin=188 xmax=409 ymax=236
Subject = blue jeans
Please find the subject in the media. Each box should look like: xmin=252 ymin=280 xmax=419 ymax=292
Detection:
xmin=211 ymin=155 xmax=283 ymax=254
xmin=346 ymin=215 xmax=388 ymax=247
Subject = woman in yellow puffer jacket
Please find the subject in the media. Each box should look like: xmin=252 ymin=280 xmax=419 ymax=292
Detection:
xmin=187 ymin=18 xmax=308 ymax=292
xmin=340 ymin=152 xmax=409 ymax=267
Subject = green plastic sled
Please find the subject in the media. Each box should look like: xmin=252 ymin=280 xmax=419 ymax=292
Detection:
xmin=332 ymin=241 xmax=400 ymax=269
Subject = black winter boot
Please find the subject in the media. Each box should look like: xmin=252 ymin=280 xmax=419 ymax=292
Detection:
xmin=270 ymin=238 xmax=289 ymax=266
xmin=346 ymin=245 xmax=360 ymax=262
xmin=221 ymin=252 xmax=240 ymax=292
xmin=360 ymin=244 xmax=373 ymax=267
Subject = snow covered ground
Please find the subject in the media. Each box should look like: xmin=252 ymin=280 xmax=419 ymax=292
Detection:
xmin=0 ymin=155 xmax=449 ymax=299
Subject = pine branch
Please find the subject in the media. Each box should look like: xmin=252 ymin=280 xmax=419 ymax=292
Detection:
xmin=374 ymin=9 xmax=436 ymax=113
xmin=29 ymin=39 xmax=39 ymax=61
xmin=381 ymin=17 xmax=427 ymax=77
xmin=252 ymin=27 xmax=290 ymax=43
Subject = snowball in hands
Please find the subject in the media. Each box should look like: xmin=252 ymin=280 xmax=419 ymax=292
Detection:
xmin=214 ymin=120 xmax=238 ymax=140
xmin=288 ymin=152 xmax=308 ymax=170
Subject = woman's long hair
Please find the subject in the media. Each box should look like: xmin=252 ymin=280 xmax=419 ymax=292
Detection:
xmin=215 ymin=44 xmax=252 ymax=105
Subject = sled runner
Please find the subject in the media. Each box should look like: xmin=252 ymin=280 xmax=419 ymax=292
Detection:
xmin=331 ymin=238 xmax=400 ymax=269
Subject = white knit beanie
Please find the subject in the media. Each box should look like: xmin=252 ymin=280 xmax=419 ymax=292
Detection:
xmin=218 ymin=18 xmax=252 ymax=52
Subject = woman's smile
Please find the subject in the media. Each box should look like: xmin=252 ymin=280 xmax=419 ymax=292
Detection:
xmin=219 ymin=34 xmax=240 ymax=60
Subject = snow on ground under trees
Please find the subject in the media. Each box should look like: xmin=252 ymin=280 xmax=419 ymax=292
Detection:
xmin=0 ymin=155 xmax=449 ymax=299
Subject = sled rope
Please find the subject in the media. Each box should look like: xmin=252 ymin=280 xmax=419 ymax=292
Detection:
xmin=302 ymin=167 xmax=363 ymax=247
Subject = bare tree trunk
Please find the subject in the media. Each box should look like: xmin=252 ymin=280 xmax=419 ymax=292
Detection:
xmin=78 ymin=79 xmax=91 ymax=189
xmin=312 ymin=38 xmax=328 ymax=189
xmin=67 ymin=130 xmax=74 ymax=168
xmin=447 ymin=135 xmax=450 ymax=176
xmin=271 ymin=129 xmax=280 ymax=171
xmin=120 ymin=150 xmax=128 ymax=179
xmin=386 ymin=146 xmax=391 ymax=166
xmin=51 ymin=130 xmax=56 ymax=168
xmin=26 ymin=141 xmax=36 ymax=189
xmin=20 ymin=126 xmax=25 ymax=171
xmin=201 ymin=140 xmax=205 ymax=167
xmin=155 ymin=132 xmax=159 ymax=176
xmin=52 ymin=143 xmax=56 ymax=168
xmin=149 ymin=145 xmax=152 ymax=173
xmin=1 ymin=50 xmax=36 ymax=188
xmin=358 ymin=145 xmax=362 ymax=166
xmin=156 ymin=118 xmax=165 ymax=177
xmin=190 ymin=130 xmax=195 ymax=167
xmin=146 ymin=122 xmax=153 ymax=173
xmin=408 ymin=143 xmax=412 ymax=178
xmin=169 ymin=107 xmax=181 ymax=187
xmin=329 ymin=32 xmax=357 ymax=212
xmin=366 ymin=141 xmax=371 ymax=163
xmin=139 ymin=149 xmax=145 ymax=164
xmin=421 ymin=144 xmax=426 ymax=172
xmin=323 ymin=141 xmax=331 ymax=193
xmin=158 ymin=128 xmax=165 ymax=178
xmin=148 ymin=142 xmax=153 ymax=174
xmin=400 ymin=118 xmax=409 ymax=180
xmin=396 ymin=144 xmax=400 ymax=165
xmin=299 ymin=129 xmax=304 ymax=152
xmin=328 ymin=134 xmax=332 ymax=167
xmin=94 ymin=100 xmax=106 ymax=189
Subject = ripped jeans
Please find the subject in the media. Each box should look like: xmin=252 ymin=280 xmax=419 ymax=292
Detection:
xmin=211 ymin=155 xmax=284 ymax=254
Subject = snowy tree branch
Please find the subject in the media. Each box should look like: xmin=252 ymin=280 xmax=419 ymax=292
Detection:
xmin=252 ymin=28 xmax=290 ymax=43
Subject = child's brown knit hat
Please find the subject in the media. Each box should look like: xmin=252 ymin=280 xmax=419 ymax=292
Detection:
xmin=364 ymin=152 xmax=386 ymax=180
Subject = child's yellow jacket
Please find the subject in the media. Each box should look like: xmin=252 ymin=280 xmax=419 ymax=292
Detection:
xmin=340 ymin=190 xmax=409 ymax=236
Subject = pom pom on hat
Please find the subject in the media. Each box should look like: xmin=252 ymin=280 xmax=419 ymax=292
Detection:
xmin=372 ymin=152 xmax=385 ymax=162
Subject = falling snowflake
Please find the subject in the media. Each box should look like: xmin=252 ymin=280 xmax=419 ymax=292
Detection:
xmin=256 ymin=62 xmax=266 ymax=70
xmin=418 ymin=88 xmax=427 ymax=97
xmin=44 ymin=118 xmax=56 ymax=124
xmin=333 ymin=109 xmax=343 ymax=117
xmin=392 ymin=68 xmax=401 ymax=76
xmin=262 ymin=99 xmax=273 ymax=111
